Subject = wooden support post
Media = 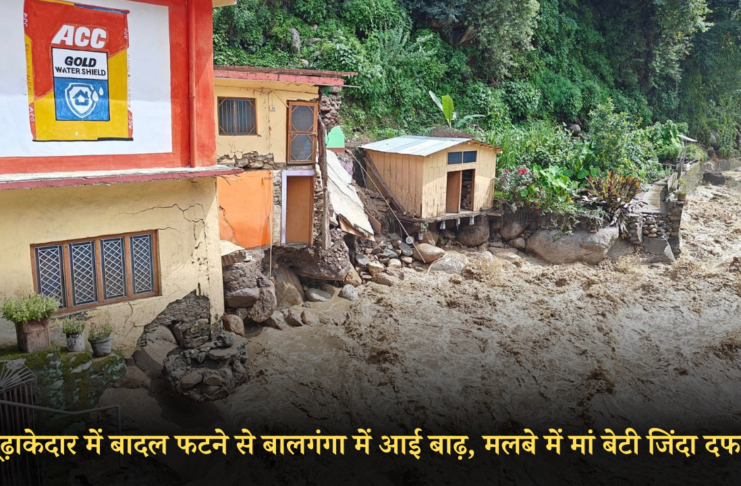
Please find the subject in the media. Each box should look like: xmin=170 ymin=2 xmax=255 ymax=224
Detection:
xmin=318 ymin=109 xmax=330 ymax=249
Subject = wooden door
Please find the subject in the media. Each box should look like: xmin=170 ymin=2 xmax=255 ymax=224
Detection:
xmin=285 ymin=176 xmax=314 ymax=245
xmin=446 ymin=171 xmax=462 ymax=213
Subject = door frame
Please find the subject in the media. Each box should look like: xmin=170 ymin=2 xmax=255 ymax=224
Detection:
xmin=446 ymin=170 xmax=462 ymax=214
xmin=281 ymin=170 xmax=315 ymax=245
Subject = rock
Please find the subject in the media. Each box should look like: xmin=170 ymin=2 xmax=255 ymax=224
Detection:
xmin=289 ymin=28 xmax=301 ymax=53
xmin=283 ymin=239 xmax=354 ymax=282
xmin=246 ymin=285 xmax=277 ymax=323
xmin=526 ymin=228 xmax=619 ymax=265
xmin=509 ymin=237 xmax=527 ymax=249
xmin=703 ymin=172 xmax=726 ymax=186
xmin=490 ymin=217 xmax=503 ymax=233
xmin=455 ymin=218 xmax=490 ymax=247
xmin=306 ymin=288 xmax=332 ymax=302
xmin=138 ymin=291 xmax=211 ymax=341
xmin=344 ymin=267 xmax=362 ymax=287
xmin=429 ymin=253 xmax=467 ymax=275
xmin=710 ymin=129 xmax=720 ymax=150
xmin=608 ymin=239 xmax=635 ymax=260
xmin=171 ymin=319 xmax=211 ymax=349
xmin=301 ymin=310 xmax=320 ymax=326
xmin=703 ymin=161 xmax=715 ymax=172
xmin=272 ymin=267 xmax=305 ymax=309
xmin=212 ymin=330 xmax=236 ymax=348
xmin=385 ymin=268 xmax=404 ymax=279
xmin=643 ymin=237 xmax=676 ymax=264
xmin=467 ymin=251 xmax=494 ymax=263
xmin=489 ymin=247 xmax=522 ymax=262
xmin=420 ymin=229 xmax=439 ymax=246
xmin=355 ymin=254 xmax=370 ymax=268
xmin=412 ymin=243 xmax=445 ymax=263
xmin=284 ymin=307 xmax=304 ymax=327
xmin=501 ymin=221 xmax=525 ymax=240
xmin=367 ymin=261 xmax=385 ymax=276
xmin=222 ymin=315 xmax=245 ymax=337
xmin=372 ymin=273 xmax=398 ymax=287
xmin=401 ymin=256 xmax=413 ymax=265
xmin=397 ymin=242 xmax=414 ymax=257
xmin=300 ymin=59 xmax=310 ymax=68
xmin=114 ymin=364 xmax=150 ymax=390
xmin=266 ymin=312 xmax=288 ymax=331
xmin=387 ymin=259 xmax=402 ymax=269
xmin=339 ymin=284 xmax=359 ymax=301
xmin=225 ymin=287 xmax=260 ymax=309
xmin=567 ymin=123 xmax=581 ymax=135
xmin=180 ymin=371 xmax=203 ymax=390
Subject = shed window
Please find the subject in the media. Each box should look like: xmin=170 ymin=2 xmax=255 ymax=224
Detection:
xmin=463 ymin=151 xmax=478 ymax=163
xmin=218 ymin=98 xmax=257 ymax=136
xmin=288 ymin=101 xmax=318 ymax=164
xmin=32 ymin=232 xmax=159 ymax=312
xmin=448 ymin=151 xmax=477 ymax=165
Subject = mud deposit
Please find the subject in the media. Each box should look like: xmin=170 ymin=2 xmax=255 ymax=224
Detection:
xmin=97 ymin=178 xmax=741 ymax=485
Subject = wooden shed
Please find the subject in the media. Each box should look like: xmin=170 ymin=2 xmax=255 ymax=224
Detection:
xmin=361 ymin=136 xmax=502 ymax=220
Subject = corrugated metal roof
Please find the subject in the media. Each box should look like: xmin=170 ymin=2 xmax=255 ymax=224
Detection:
xmin=360 ymin=136 xmax=472 ymax=157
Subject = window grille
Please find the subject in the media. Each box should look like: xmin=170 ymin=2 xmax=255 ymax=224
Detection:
xmin=218 ymin=98 xmax=257 ymax=136
xmin=288 ymin=102 xmax=318 ymax=164
xmin=32 ymin=232 xmax=158 ymax=312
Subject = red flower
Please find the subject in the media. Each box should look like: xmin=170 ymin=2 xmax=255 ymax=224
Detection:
xmin=519 ymin=168 xmax=527 ymax=175
xmin=505 ymin=169 xmax=510 ymax=174
xmin=533 ymin=200 xmax=539 ymax=205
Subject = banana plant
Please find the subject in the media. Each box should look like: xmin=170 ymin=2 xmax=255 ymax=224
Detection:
xmin=429 ymin=90 xmax=455 ymax=127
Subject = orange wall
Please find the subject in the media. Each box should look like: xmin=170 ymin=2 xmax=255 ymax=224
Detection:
xmin=0 ymin=0 xmax=217 ymax=174
xmin=218 ymin=171 xmax=273 ymax=249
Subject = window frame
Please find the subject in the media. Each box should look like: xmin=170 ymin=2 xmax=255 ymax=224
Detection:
xmin=30 ymin=230 xmax=161 ymax=314
xmin=217 ymin=97 xmax=258 ymax=136
xmin=287 ymin=100 xmax=318 ymax=165
xmin=448 ymin=151 xmax=478 ymax=165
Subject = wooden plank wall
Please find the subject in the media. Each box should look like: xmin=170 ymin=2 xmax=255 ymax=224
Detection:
xmin=421 ymin=143 xmax=498 ymax=218
xmin=365 ymin=150 xmax=425 ymax=216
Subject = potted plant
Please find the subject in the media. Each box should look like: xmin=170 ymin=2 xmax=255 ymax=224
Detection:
xmin=62 ymin=318 xmax=86 ymax=353
xmin=677 ymin=178 xmax=688 ymax=201
xmin=88 ymin=322 xmax=114 ymax=357
xmin=2 ymin=294 xmax=58 ymax=353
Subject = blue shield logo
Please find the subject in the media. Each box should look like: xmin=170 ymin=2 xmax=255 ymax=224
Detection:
xmin=64 ymin=83 xmax=99 ymax=119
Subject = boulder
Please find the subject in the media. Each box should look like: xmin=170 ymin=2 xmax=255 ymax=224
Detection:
xmin=372 ymin=273 xmax=398 ymax=287
xmin=509 ymin=237 xmax=527 ymax=249
xmin=429 ymin=253 xmax=467 ymax=275
xmin=172 ymin=319 xmax=211 ymax=349
xmin=455 ymin=219 xmax=490 ymax=247
xmin=526 ymin=228 xmax=619 ymax=265
xmin=339 ymin=284 xmax=359 ymax=301
xmin=355 ymin=254 xmax=370 ymax=268
xmin=643 ymin=237 xmax=676 ymax=264
xmin=344 ymin=268 xmax=362 ymax=287
xmin=301 ymin=310 xmax=320 ymax=327
xmin=288 ymin=28 xmax=301 ymax=53
xmin=225 ymin=288 xmax=260 ymax=309
xmin=500 ymin=220 xmax=525 ymax=240
xmin=397 ymin=242 xmax=414 ymax=257
xmin=266 ymin=312 xmax=289 ymax=331
xmin=490 ymin=217 xmax=503 ymax=233
xmin=367 ymin=261 xmax=385 ymax=276
xmin=245 ymin=286 xmax=277 ymax=323
xmin=401 ymin=256 xmax=413 ymax=265
xmin=284 ymin=307 xmax=304 ymax=327
xmin=703 ymin=172 xmax=726 ymax=186
xmin=180 ymin=371 xmax=203 ymax=390
xmin=412 ymin=243 xmax=445 ymax=263
xmin=489 ymin=247 xmax=522 ymax=262
xmin=467 ymin=251 xmax=494 ymax=263
xmin=222 ymin=315 xmax=245 ymax=337
xmin=272 ymin=266 xmax=305 ymax=309
xmin=387 ymin=259 xmax=402 ymax=269
xmin=306 ymin=288 xmax=332 ymax=302
xmin=420 ymin=229 xmax=439 ymax=246
xmin=282 ymin=239 xmax=354 ymax=282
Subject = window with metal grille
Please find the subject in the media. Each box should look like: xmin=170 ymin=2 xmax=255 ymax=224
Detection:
xmin=218 ymin=98 xmax=257 ymax=136
xmin=287 ymin=101 xmax=318 ymax=164
xmin=32 ymin=232 xmax=159 ymax=312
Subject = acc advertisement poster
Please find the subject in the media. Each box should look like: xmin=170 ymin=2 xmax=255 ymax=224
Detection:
xmin=0 ymin=0 xmax=173 ymax=158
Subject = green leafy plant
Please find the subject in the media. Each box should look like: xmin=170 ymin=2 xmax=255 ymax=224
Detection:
xmin=2 ymin=294 xmax=59 ymax=325
xmin=576 ymin=172 xmax=645 ymax=235
xmin=88 ymin=322 xmax=113 ymax=341
xmin=430 ymin=91 xmax=455 ymax=127
xmin=61 ymin=318 xmax=86 ymax=336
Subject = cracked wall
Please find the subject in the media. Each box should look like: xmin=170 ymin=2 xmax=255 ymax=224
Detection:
xmin=0 ymin=178 xmax=224 ymax=354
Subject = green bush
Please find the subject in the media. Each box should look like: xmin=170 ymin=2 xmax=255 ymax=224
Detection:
xmin=89 ymin=322 xmax=114 ymax=341
xmin=61 ymin=318 xmax=86 ymax=335
xmin=341 ymin=0 xmax=410 ymax=36
xmin=2 ymin=294 xmax=59 ymax=324
xmin=685 ymin=143 xmax=708 ymax=162
xmin=502 ymin=80 xmax=542 ymax=120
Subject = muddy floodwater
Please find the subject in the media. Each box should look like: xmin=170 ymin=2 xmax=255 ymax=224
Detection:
xmin=97 ymin=174 xmax=741 ymax=485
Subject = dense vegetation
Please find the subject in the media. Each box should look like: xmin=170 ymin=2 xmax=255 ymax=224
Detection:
xmin=214 ymin=0 xmax=738 ymax=218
